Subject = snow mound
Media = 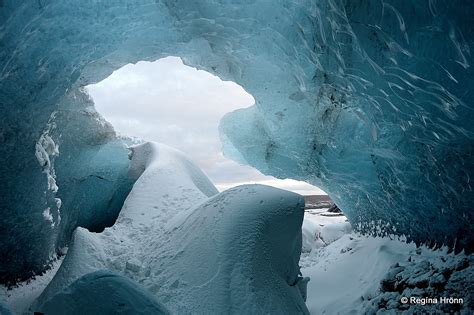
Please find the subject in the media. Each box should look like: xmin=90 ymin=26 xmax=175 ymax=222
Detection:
xmin=33 ymin=228 xmax=107 ymax=309
xmin=33 ymin=143 xmax=308 ymax=314
xmin=320 ymin=222 xmax=352 ymax=245
xmin=119 ymin=142 xmax=218 ymax=226
xmin=143 ymin=184 xmax=308 ymax=314
xmin=302 ymin=210 xmax=350 ymax=252
xmin=38 ymin=270 xmax=169 ymax=315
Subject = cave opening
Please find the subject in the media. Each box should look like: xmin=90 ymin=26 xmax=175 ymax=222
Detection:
xmin=85 ymin=56 xmax=327 ymax=197
xmin=1 ymin=2 xmax=473 ymax=313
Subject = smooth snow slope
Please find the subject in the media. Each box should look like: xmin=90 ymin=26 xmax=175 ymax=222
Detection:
xmin=32 ymin=142 xmax=308 ymax=314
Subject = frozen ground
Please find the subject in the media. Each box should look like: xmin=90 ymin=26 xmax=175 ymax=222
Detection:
xmin=302 ymin=209 xmax=473 ymax=314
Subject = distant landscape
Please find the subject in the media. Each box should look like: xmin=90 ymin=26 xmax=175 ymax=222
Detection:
xmin=304 ymin=195 xmax=333 ymax=209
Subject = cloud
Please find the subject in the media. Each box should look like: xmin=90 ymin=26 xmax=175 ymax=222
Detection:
xmin=86 ymin=57 xmax=326 ymax=196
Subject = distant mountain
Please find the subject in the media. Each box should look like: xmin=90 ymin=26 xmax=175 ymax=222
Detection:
xmin=304 ymin=195 xmax=333 ymax=209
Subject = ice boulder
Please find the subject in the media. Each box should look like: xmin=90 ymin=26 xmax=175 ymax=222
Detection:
xmin=37 ymin=270 xmax=169 ymax=315
xmin=34 ymin=143 xmax=308 ymax=314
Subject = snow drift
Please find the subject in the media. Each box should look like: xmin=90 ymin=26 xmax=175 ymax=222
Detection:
xmin=300 ymin=211 xmax=473 ymax=314
xmin=32 ymin=142 xmax=308 ymax=314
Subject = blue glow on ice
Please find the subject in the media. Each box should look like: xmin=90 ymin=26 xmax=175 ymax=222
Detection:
xmin=0 ymin=0 xmax=472 ymax=282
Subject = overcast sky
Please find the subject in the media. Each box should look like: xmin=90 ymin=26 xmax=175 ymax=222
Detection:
xmin=86 ymin=57 xmax=326 ymax=195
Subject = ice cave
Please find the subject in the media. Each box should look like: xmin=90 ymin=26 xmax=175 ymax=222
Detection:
xmin=0 ymin=1 xmax=473 ymax=314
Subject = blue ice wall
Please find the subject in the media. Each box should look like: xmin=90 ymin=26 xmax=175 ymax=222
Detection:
xmin=52 ymin=91 xmax=136 ymax=246
xmin=220 ymin=0 xmax=474 ymax=251
xmin=1 ymin=86 xmax=135 ymax=283
xmin=0 ymin=1 xmax=182 ymax=283
xmin=0 ymin=0 xmax=473 ymax=282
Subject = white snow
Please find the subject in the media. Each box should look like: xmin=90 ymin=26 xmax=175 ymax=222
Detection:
xmin=35 ymin=117 xmax=60 ymax=194
xmin=302 ymin=234 xmax=416 ymax=314
xmin=319 ymin=222 xmax=352 ymax=245
xmin=0 ymin=257 xmax=64 ymax=314
xmin=300 ymin=210 xmax=472 ymax=314
xmin=302 ymin=208 xmax=349 ymax=252
xmin=34 ymin=111 xmax=62 ymax=227
xmin=31 ymin=142 xmax=308 ymax=314
xmin=125 ymin=258 xmax=142 ymax=273
xmin=3 ymin=143 xmax=471 ymax=314
xmin=42 ymin=208 xmax=54 ymax=227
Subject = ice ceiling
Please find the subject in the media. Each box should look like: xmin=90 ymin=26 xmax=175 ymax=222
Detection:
xmin=0 ymin=0 xmax=473 ymax=283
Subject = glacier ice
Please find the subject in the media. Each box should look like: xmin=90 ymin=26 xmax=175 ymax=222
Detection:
xmin=1 ymin=88 xmax=135 ymax=283
xmin=0 ymin=303 xmax=13 ymax=315
xmin=32 ymin=142 xmax=308 ymax=314
xmin=1 ymin=0 xmax=473 ymax=282
xmin=217 ymin=1 xmax=474 ymax=251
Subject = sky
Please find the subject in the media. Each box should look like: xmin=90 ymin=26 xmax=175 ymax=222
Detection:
xmin=86 ymin=56 xmax=326 ymax=195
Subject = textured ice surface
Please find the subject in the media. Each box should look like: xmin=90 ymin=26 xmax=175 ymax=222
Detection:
xmin=38 ymin=270 xmax=170 ymax=315
xmin=219 ymin=1 xmax=474 ymax=251
xmin=1 ymin=0 xmax=473 ymax=281
xmin=32 ymin=142 xmax=308 ymax=314
xmin=1 ymin=88 xmax=135 ymax=283
xmin=0 ymin=303 xmax=13 ymax=315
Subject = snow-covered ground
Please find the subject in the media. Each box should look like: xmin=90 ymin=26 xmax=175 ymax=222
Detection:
xmin=2 ymin=207 xmax=473 ymax=314
xmin=301 ymin=209 xmax=472 ymax=314
xmin=302 ymin=208 xmax=350 ymax=251
xmin=0 ymin=256 xmax=64 ymax=314
xmin=1 ymin=147 xmax=472 ymax=314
